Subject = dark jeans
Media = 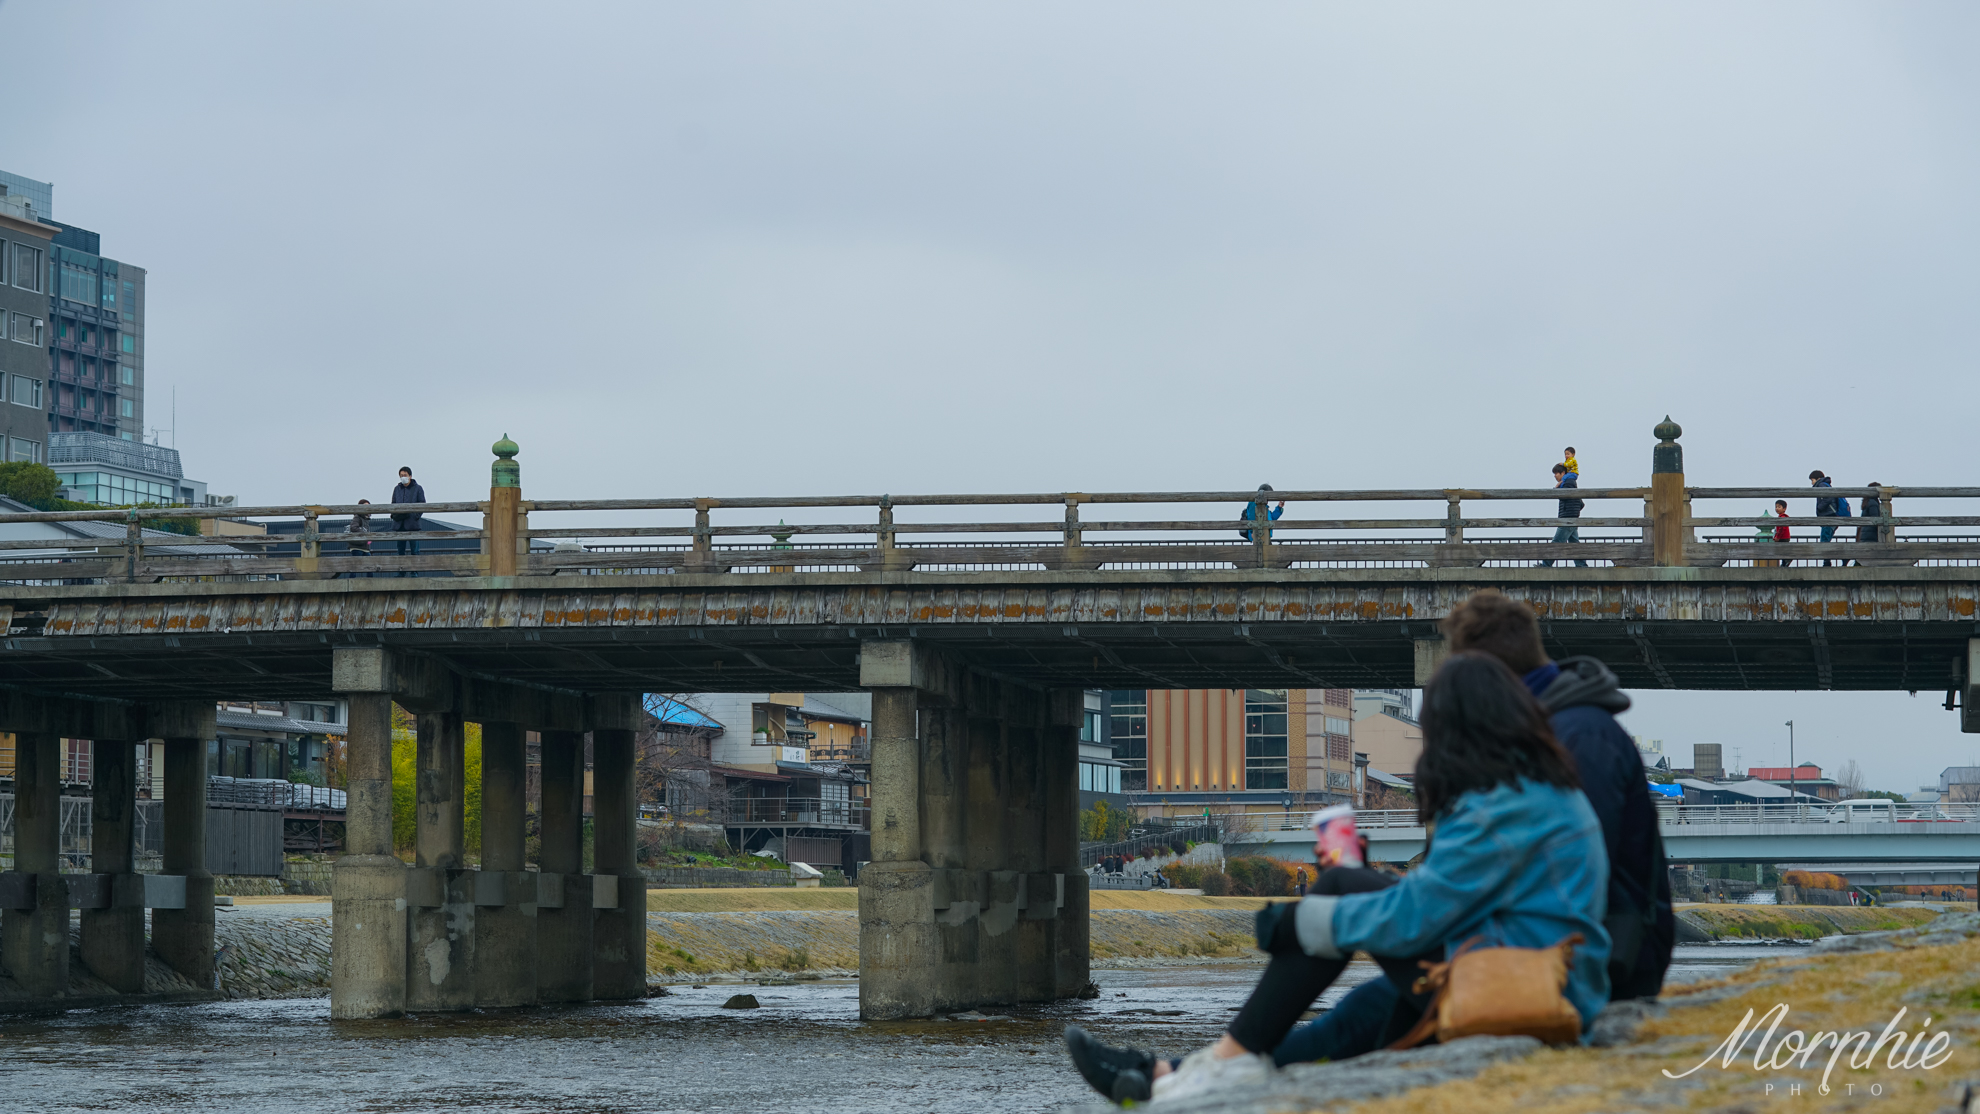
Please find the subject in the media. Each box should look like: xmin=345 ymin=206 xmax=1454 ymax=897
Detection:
xmin=1227 ymin=866 xmax=1437 ymax=1057
xmin=1540 ymin=523 xmax=1585 ymax=568
xmin=395 ymin=524 xmax=421 ymax=557
xmin=1273 ymin=976 xmax=1403 ymax=1066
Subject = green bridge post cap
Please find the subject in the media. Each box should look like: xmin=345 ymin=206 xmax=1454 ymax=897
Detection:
xmin=1652 ymin=415 xmax=1683 ymax=475
xmin=492 ymin=433 xmax=521 ymax=489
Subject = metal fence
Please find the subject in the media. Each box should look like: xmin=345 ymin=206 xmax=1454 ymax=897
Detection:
xmin=1 ymin=483 xmax=1975 ymax=583
xmin=725 ymin=796 xmax=870 ymax=827
xmin=0 ymin=791 xmax=283 ymax=875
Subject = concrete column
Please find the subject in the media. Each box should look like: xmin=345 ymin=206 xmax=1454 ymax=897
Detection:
xmin=82 ymin=738 xmax=145 ymax=993
xmin=592 ymin=722 xmax=645 ymax=999
xmin=1008 ymin=714 xmax=1055 ymax=1002
xmin=1 ymin=731 xmax=68 ymax=996
xmin=967 ymin=703 xmax=1018 ymax=1007
xmin=474 ymin=720 xmax=535 ymax=1007
xmin=868 ymin=688 xmax=921 ymax=863
xmin=1045 ymin=690 xmax=1089 ymax=999
xmin=153 ymin=733 xmax=215 ymax=990
xmin=408 ymin=712 xmax=474 ymax=1011
xmin=331 ymin=692 xmax=405 ymax=1019
xmin=857 ymin=687 xmax=939 ymax=1020
xmin=1412 ymin=637 xmax=1449 ymax=688
xmin=925 ymin=702 xmax=976 ymax=1011
xmin=536 ymin=728 xmax=594 ymax=1003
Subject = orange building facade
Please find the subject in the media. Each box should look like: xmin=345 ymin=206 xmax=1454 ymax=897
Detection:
xmin=1123 ymin=688 xmax=1357 ymax=817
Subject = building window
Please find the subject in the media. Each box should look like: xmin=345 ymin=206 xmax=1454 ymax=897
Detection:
xmin=1327 ymin=770 xmax=1352 ymax=789
xmin=1244 ymin=688 xmax=1289 ymax=790
xmin=120 ymin=364 xmax=134 ymax=385
xmin=1325 ymin=716 xmax=1350 ymax=736
xmin=9 ymin=375 xmax=41 ymax=409
xmin=1081 ymin=711 xmax=1102 ymax=742
xmin=60 ymin=264 xmax=97 ymax=306
xmin=1108 ymin=690 xmax=1147 ymax=792
xmin=120 ymin=398 xmax=133 ymax=418
xmin=10 ymin=438 xmax=41 ymax=463
xmin=1325 ymin=689 xmax=1351 ymax=708
xmin=8 ymin=312 xmax=41 ymax=346
xmin=11 ymin=243 xmax=42 ymax=292
xmin=121 ymin=333 xmax=134 ymax=354
xmin=1328 ymin=734 xmax=1351 ymax=762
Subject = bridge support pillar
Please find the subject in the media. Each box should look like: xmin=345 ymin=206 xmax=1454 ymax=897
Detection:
xmin=1963 ymin=640 xmax=1980 ymax=734
xmin=1 ymin=731 xmax=68 ymax=996
xmin=1412 ymin=637 xmax=1449 ymax=687
xmin=81 ymin=735 xmax=146 ymax=993
xmin=408 ymin=712 xmax=474 ymax=1011
xmin=591 ymin=704 xmax=646 ymax=999
xmin=857 ymin=640 xmax=1086 ymax=1019
xmin=153 ymin=712 xmax=218 ymax=990
xmin=536 ymin=728 xmax=594 ymax=1004
xmin=1046 ymin=689 xmax=1089 ymax=1000
xmin=474 ymin=721 xmax=536 ymax=1008
xmin=331 ymin=685 xmax=405 ymax=1019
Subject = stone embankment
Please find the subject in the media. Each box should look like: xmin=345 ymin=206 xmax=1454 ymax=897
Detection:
xmin=1074 ymin=910 xmax=1980 ymax=1114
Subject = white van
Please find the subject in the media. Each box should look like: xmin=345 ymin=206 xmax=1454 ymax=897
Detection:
xmin=1823 ymin=798 xmax=1899 ymax=824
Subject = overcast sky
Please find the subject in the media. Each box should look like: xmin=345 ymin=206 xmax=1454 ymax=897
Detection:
xmin=4 ymin=2 xmax=1977 ymax=791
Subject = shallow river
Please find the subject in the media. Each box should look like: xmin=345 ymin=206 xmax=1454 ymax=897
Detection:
xmin=0 ymin=946 xmax=1774 ymax=1114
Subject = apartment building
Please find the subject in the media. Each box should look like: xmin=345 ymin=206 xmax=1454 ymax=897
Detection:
xmin=0 ymin=186 xmax=56 ymax=463
xmin=1112 ymin=688 xmax=1360 ymax=817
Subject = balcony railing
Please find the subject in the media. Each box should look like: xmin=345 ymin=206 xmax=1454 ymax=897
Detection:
xmin=725 ymin=797 xmax=869 ymax=828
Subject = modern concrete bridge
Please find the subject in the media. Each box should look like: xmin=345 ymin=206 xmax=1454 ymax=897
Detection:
xmin=4 ymin=422 xmax=1980 ymax=1018
xmin=1229 ymin=806 xmax=1980 ymax=865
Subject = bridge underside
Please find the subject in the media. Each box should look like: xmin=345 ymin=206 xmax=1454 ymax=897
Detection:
xmin=3 ymin=568 xmax=1978 ymax=700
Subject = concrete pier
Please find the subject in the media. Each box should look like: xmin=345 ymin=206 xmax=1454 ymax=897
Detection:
xmin=535 ymin=728 xmax=593 ymax=1004
xmin=81 ymin=736 xmax=145 ymax=993
xmin=2 ymin=731 xmax=68 ymax=996
xmin=474 ymin=721 xmax=535 ymax=1008
xmin=408 ymin=712 xmax=473 ymax=1011
xmin=591 ymin=704 xmax=645 ymax=1000
xmin=330 ymin=681 xmax=406 ymax=1019
xmin=153 ymin=730 xmax=216 ymax=988
xmin=855 ymin=641 xmax=1088 ymax=1019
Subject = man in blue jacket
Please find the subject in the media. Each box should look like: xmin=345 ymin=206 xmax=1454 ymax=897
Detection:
xmin=1810 ymin=470 xmax=1849 ymax=567
xmin=1442 ymin=589 xmax=1673 ymax=999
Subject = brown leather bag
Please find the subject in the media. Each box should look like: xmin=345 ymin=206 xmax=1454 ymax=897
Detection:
xmin=1387 ymin=933 xmax=1585 ymax=1049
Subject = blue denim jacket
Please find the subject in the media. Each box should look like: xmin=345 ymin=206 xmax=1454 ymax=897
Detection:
xmin=1294 ymin=779 xmax=1612 ymax=1035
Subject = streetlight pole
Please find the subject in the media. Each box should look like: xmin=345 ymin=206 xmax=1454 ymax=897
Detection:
xmin=1785 ymin=720 xmax=1797 ymax=813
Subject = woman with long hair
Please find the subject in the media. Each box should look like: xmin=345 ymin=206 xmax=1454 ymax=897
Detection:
xmin=1066 ymin=653 xmax=1612 ymax=1105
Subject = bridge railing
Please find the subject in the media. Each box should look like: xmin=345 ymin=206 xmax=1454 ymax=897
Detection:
xmin=1220 ymin=802 xmax=1980 ymax=838
xmin=3 ymin=483 xmax=1979 ymax=583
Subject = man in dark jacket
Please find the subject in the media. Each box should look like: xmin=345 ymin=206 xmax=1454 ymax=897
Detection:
xmin=1539 ymin=463 xmax=1585 ymax=568
xmin=1854 ymin=483 xmax=1884 ymax=563
xmin=1810 ymin=470 xmax=1849 ymax=566
xmin=1441 ymin=589 xmax=1674 ymax=1000
xmin=391 ymin=467 xmax=426 ymax=562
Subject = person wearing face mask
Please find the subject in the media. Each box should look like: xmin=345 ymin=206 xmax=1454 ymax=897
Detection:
xmin=390 ymin=467 xmax=427 ymax=569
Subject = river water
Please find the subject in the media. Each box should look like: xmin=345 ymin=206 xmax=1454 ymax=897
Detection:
xmin=0 ymin=946 xmax=1772 ymax=1114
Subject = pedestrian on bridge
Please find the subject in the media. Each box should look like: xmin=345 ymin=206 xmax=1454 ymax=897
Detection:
xmin=1065 ymin=652 xmax=1611 ymax=1104
xmin=1810 ymin=470 xmax=1850 ymax=566
xmin=340 ymin=499 xmax=373 ymax=579
xmin=1539 ymin=463 xmax=1585 ymax=568
xmin=1239 ymin=485 xmax=1285 ymax=542
xmin=391 ymin=467 xmax=426 ymax=565
xmin=1853 ymin=482 xmax=1884 ymax=564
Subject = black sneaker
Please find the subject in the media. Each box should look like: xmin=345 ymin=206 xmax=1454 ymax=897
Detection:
xmin=1112 ymin=1068 xmax=1153 ymax=1104
xmin=1065 ymin=1025 xmax=1157 ymax=1101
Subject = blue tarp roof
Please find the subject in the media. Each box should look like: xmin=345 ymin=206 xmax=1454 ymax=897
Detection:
xmin=644 ymin=694 xmax=722 ymax=729
xmin=1649 ymin=782 xmax=1684 ymax=798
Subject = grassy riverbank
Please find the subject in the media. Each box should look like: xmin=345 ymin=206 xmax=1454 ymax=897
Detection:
xmin=1675 ymin=903 xmax=1938 ymax=941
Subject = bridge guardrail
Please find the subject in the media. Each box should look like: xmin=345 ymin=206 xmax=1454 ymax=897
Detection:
xmin=1222 ymin=803 xmax=1980 ymax=836
xmin=3 ymin=424 xmax=1977 ymax=583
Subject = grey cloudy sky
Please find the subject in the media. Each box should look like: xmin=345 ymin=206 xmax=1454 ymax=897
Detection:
xmin=4 ymin=2 xmax=1977 ymax=790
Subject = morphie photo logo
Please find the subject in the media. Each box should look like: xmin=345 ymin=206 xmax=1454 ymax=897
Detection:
xmin=1664 ymin=1004 xmax=1955 ymax=1095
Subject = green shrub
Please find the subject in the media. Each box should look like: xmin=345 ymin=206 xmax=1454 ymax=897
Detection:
xmin=1224 ymin=856 xmax=1297 ymax=897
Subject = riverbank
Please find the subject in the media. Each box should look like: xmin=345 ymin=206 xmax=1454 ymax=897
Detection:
xmin=1075 ymin=910 xmax=1980 ymax=1114
xmin=1674 ymin=902 xmax=1939 ymax=941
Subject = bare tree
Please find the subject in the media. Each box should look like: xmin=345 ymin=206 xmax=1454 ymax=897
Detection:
xmin=635 ymin=694 xmax=718 ymax=819
xmin=1834 ymin=759 xmax=1866 ymax=799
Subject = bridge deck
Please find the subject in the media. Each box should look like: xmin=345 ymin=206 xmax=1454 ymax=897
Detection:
xmin=3 ymin=565 xmax=1977 ymax=699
